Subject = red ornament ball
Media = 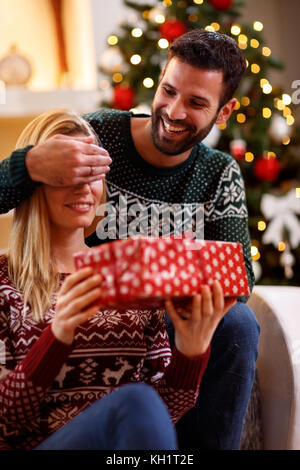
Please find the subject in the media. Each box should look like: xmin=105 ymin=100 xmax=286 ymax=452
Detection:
xmin=254 ymin=155 xmax=281 ymax=182
xmin=230 ymin=139 xmax=246 ymax=161
xmin=159 ymin=19 xmax=187 ymax=43
xmin=113 ymin=85 xmax=135 ymax=110
xmin=209 ymin=0 xmax=233 ymax=11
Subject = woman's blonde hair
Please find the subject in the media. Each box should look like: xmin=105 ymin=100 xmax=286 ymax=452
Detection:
xmin=7 ymin=108 xmax=106 ymax=321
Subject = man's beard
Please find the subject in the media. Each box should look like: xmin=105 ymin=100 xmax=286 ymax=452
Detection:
xmin=151 ymin=107 xmax=218 ymax=156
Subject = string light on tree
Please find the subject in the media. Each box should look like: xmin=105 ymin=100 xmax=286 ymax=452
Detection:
xmin=262 ymin=83 xmax=272 ymax=94
xmin=260 ymin=78 xmax=269 ymax=87
xmin=274 ymin=98 xmax=285 ymax=111
xmin=107 ymin=35 xmax=119 ymax=46
xmin=250 ymin=39 xmax=260 ymax=49
xmin=237 ymin=113 xmax=246 ymax=124
xmin=286 ymin=115 xmax=295 ymax=126
xmin=251 ymin=245 xmax=261 ymax=261
xmin=189 ymin=13 xmax=199 ymax=23
xmin=262 ymin=47 xmax=271 ymax=56
xmin=143 ymin=77 xmax=154 ymax=88
xmin=205 ymin=25 xmax=215 ymax=32
xmin=130 ymin=54 xmax=142 ymax=65
xmin=253 ymin=21 xmax=264 ymax=31
xmin=245 ymin=152 xmax=255 ymax=163
xmin=212 ymin=22 xmax=220 ymax=31
xmin=282 ymin=94 xmax=292 ymax=105
xmin=262 ymin=107 xmax=272 ymax=119
xmin=158 ymin=38 xmax=169 ymax=49
xmin=142 ymin=10 xmax=150 ymax=20
xmin=283 ymin=107 xmax=292 ymax=117
xmin=231 ymin=24 xmax=241 ymax=36
xmin=149 ymin=7 xmax=166 ymax=24
xmin=238 ymin=34 xmax=248 ymax=49
xmin=241 ymin=97 xmax=250 ymax=106
xmin=251 ymin=63 xmax=260 ymax=74
xmin=258 ymin=221 xmax=267 ymax=231
xmin=112 ymin=72 xmax=123 ymax=83
xmin=131 ymin=28 xmax=143 ymax=38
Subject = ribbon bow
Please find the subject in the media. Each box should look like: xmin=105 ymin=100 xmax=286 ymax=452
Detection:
xmin=261 ymin=189 xmax=300 ymax=249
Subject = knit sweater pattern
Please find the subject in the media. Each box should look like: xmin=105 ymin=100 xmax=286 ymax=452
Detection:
xmin=0 ymin=109 xmax=254 ymax=301
xmin=0 ymin=257 xmax=209 ymax=450
xmin=85 ymin=110 xmax=254 ymax=302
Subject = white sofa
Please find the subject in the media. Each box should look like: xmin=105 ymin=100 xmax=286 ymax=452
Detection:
xmin=247 ymin=285 xmax=300 ymax=450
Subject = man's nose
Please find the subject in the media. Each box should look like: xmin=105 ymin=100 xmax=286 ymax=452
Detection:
xmin=166 ymin=98 xmax=187 ymax=121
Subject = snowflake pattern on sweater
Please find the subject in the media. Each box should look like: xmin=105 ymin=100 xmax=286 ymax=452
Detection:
xmin=85 ymin=110 xmax=254 ymax=302
xmin=0 ymin=109 xmax=254 ymax=301
xmin=0 ymin=257 xmax=209 ymax=450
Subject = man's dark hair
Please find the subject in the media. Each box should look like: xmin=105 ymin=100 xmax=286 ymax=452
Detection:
xmin=166 ymin=29 xmax=247 ymax=108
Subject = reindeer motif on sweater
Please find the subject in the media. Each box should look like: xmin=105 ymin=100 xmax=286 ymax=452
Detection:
xmin=102 ymin=357 xmax=134 ymax=385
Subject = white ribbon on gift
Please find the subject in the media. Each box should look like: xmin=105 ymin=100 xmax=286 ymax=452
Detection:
xmin=261 ymin=189 xmax=300 ymax=249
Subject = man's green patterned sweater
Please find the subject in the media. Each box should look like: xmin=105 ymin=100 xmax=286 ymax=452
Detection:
xmin=0 ymin=109 xmax=254 ymax=302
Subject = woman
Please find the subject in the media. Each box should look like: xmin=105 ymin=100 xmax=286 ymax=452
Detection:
xmin=0 ymin=109 xmax=236 ymax=450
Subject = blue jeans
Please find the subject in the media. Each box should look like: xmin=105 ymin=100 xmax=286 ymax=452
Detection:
xmin=167 ymin=301 xmax=260 ymax=450
xmin=35 ymin=383 xmax=177 ymax=450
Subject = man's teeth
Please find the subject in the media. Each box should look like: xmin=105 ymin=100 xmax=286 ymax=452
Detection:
xmin=163 ymin=119 xmax=187 ymax=133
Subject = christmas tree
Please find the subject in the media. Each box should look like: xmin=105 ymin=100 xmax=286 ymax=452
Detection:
xmin=99 ymin=0 xmax=300 ymax=286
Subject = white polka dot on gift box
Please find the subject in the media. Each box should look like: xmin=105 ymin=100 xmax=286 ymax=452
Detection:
xmin=198 ymin=240 xmax=248 ymax=296
xmin=87 ymin=238 xmax=249 ymax=303
xmin=110 ymin=237 xmax=203 ymax=300
xmin=85 ymin=245 xmax=117 ymax=303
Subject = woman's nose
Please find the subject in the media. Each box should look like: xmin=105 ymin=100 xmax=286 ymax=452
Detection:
xmin=73 ymin=183 xmax=91 ymax=194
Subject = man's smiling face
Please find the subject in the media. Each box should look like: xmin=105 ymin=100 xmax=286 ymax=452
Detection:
xmin=151 ymin=57 xmax=225 ymax=156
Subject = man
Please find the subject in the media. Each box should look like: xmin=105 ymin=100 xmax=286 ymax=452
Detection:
xmin=0 ymin=30 xmax=259 ymax=449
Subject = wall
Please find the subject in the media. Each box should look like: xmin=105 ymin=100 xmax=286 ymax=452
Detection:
xmin=0 ymin=0 xmax=60 ymax=89
xmin=0 ymin=116 xmax=35 ymax=251
xmin=0 ymin=0 xmax=97 ymax=90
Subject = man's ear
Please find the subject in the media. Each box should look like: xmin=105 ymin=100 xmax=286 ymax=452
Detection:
xmin=215 ymin=98 xmax=237 ymax=125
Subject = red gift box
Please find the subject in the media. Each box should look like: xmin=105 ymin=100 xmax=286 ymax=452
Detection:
xmin=73 ymin=236 xmax=250 ymax=309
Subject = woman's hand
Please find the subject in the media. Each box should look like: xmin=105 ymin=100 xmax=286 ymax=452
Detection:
xmin=165 ymin=281 xmax=237 ymax=358
xmin=51 ymin=267 xmax=102 ymax=345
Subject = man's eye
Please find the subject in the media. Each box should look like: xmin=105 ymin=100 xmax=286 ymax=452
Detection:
xmin=191 ymin=101 xmax=204 ymax=107
xmin=164 ymin=88 xmax=174 ymax=95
